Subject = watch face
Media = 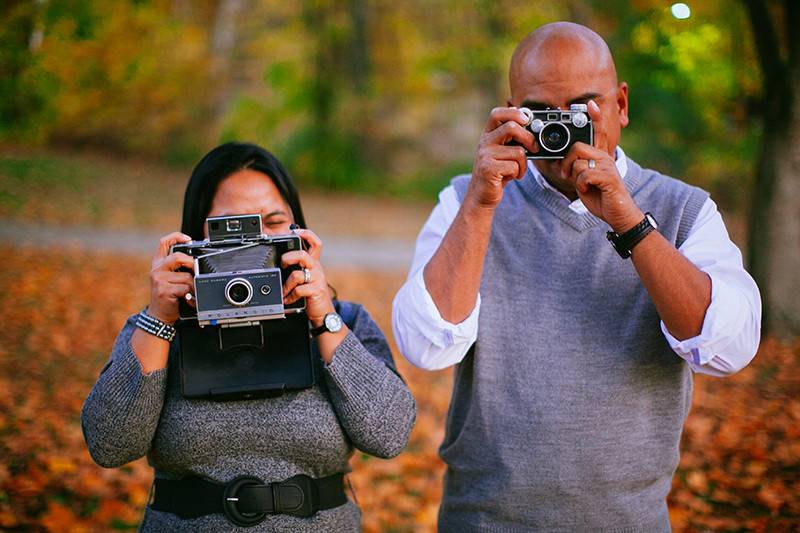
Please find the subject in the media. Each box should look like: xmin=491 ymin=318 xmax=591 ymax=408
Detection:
xmin=324 ymin=313 xmax=343 ymax=333
xmin=646 ymin=213 xmax=658 ymax=229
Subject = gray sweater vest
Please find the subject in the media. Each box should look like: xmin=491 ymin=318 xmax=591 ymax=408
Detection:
xmin=441 ymin=158 xmax=708 ymax=532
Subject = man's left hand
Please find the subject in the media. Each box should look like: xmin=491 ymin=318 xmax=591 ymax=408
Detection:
xmin=561 ymin=100 xmax=643 ymax=232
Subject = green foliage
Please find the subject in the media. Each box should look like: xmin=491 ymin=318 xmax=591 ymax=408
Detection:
xmin=0 ymin=3 xmax=55 ymax=141
xmin=1 ymin=0 xmax=210 ymax=157
xmin=601 ymin=0 xmax=759 ymax=210
xmin=0 ymin=0 xmax=763 ymax=206
xmin=0 ymin=154 xmax=93 ymax=212
xmin=0 ymin=155 xmax=89 ymax=187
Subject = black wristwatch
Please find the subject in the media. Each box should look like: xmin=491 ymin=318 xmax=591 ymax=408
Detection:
xmin=310 ymin=312 xmax=344 ymax=337
xmin=606 ymin=212 xmax=658 ymax=259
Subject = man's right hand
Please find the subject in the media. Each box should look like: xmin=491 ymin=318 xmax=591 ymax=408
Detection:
xmin=468 ymin=107 xmax=536 ymax=209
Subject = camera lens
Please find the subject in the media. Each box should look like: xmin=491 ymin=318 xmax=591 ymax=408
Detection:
xmin=224 ymin=278 xmax=253 ymax=306
xmin=539 ymin=122 xmax=571 ymax=153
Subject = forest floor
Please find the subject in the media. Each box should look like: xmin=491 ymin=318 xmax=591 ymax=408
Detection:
xmin=0 ymin=149 xmax=797 ymax=531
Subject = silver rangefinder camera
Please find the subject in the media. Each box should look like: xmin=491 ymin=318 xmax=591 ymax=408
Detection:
xmin=171 ymin=214 xmax=305 ymax=327
xmin=518 ymin=103 xmax=593 ymax=158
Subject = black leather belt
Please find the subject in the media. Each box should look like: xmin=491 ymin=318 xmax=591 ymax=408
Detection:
xmin=150 ymin=473 xmax=347 ymax=527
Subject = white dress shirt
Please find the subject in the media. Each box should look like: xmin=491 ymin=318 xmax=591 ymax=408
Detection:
xmin=392 ymin=147 xmax=761 ymax=376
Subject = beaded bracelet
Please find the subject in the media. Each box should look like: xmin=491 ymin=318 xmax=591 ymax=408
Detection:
xmin=135 ymin=310 xmax=177 ymax=342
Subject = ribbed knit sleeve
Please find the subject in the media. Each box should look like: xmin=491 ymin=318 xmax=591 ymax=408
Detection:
xmin=81 ymin=315 xmax=168 ymax=468
xmin=322 ymin=306 xmax=416 ymax=458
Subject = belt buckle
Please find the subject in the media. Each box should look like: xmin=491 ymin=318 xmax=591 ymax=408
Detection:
xmin=274 ymin=474 xmax=319 ymax=518
xmin=222 ymin=475 xmax=266 ymax=527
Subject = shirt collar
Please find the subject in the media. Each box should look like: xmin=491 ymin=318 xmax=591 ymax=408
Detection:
xmin=527 ymin=146 xmax=628 ymax=212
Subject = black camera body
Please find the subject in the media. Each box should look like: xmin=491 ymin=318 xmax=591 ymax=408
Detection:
xmin=171 ymin=214 xmax=304 ymax=327
xmin=520 ymin=103 xmax=593 ymax=159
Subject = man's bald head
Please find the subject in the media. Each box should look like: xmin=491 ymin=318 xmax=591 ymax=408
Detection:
xmin=506 ymin=21 xmax=629 ymax=192
xmin=509 ymin=22 xmax=618 ymax=98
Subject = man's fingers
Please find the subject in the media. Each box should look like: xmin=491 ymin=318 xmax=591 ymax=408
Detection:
xmin=156 ymin=232 xmax=192 ymax=259
xmin=575 ymin=169 xmax=604 ymax=195
xmin=485 ymin=106 xmax=530 ymax=132
xmin=562 ymin=142 xmax=607 ymax=182
xmin=587 ymin=100 xmax=609 ymax=153
xmin=489 ymin=145 xmax=529 ymax=180
xmin=496 ymin=161 xmax=522 ymax=182
xmin=486 ymin=120 xmax=535 ymax=150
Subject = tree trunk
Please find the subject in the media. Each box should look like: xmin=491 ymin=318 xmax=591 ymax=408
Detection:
xmin=347 ymin=0 xmax=370 ymax=96
xmin=210 ymin=0 xmax=247 ymax=121
xmin=743 ymin=0 xmax=800 ymax=337
xmin=761 ymin=66 xmax=800 ymax=336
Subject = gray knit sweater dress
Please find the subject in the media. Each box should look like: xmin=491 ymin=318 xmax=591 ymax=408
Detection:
xmin=81 ymin=301 xmax=416 ymax=532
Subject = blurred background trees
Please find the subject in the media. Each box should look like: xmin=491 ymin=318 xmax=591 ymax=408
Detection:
xmin=1 ymin=0 xmax=797 ymax=333
xmin=0 ymin=0 xmax=760 ymax=195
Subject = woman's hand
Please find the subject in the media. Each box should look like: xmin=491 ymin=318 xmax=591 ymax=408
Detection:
xmin=130 ymin=232 xmax=193 ymax=374
xmin=281 ymin=229 xmax=336 ymax=327
xmin=147 ymin=232 xmax=195 ymax=325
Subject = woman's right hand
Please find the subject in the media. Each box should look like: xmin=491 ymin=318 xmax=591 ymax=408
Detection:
xmin=147 ymin=232 xmax=195 ymax=324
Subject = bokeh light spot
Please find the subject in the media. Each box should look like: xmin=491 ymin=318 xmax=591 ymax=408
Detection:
xmin=671 ymin=3 xmax=692 ymax=19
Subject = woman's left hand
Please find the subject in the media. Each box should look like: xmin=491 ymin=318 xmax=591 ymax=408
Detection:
xmin=281 ymin=228 xmax=335 ymax=327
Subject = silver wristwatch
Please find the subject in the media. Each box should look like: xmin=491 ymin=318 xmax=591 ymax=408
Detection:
xmin=310 ymin=312 xmax=343 ymax=338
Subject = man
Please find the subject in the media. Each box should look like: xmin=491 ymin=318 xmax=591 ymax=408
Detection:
xmin=392 ymin=22 xmax=761 ymax=531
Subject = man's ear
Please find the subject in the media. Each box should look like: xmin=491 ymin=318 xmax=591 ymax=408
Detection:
xmin=617 ymin=82 xmax=629 ymax=129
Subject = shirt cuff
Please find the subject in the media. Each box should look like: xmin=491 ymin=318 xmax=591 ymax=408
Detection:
xmin=406 ymin=267 xmax=480 ymax=349
xmin=660 ymin=274 xmax=743 ymax=368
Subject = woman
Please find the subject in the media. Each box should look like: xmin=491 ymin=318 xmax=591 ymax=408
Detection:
xmin=81 ymin=142 xmax=416 ymax=531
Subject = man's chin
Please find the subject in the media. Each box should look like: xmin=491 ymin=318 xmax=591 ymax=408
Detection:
xmin=533 ymin=159 xmax=576 ymax=196
xmin=534 ymin=159 xmax=564 ymax=182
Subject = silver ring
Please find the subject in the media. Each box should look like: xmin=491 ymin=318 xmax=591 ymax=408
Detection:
xmin=588 ymin=159 xmax=596 ymax=169
xmin=185 ymin=292 xmax=193 ymax=302
xmin=303 ymin=268 xmax=312 ymax=284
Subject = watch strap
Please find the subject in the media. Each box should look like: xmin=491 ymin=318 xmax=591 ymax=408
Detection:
xmin=606 ymin=212 xmax=657 ymax=259
xmin=136 ymin=310 xmax=177 ymax=342
xmin=310 ymin=313 xmax=342 ymax=338
xmin=309 ymin=322 xmax=327 ymax=337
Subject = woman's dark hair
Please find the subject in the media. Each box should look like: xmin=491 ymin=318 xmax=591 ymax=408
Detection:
xmin=181 ymin=142 xmax=307 ymax=240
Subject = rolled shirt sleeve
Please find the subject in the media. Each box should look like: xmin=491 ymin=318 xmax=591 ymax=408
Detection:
xmin=393 ymin=176 xmax=761 ymax=377
xmin=661 ymin=198 xmax=761 ymax=376
xmin=392 ymin=185 xmax=479 ymax=370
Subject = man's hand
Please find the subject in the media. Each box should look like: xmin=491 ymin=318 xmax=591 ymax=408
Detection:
xmin=561 ymin=100 xmax=643 ymax=232
xmin=422 ymin=107 xmax=534 ymax=324
xmin=468 ymin=107 xmax=535 ymax=209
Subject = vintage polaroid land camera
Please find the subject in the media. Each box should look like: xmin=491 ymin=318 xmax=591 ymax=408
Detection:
xmin=518 ymin=103 xmax=593 ymax=158
xmin=171 ymin=214 xmax=305 ymax=327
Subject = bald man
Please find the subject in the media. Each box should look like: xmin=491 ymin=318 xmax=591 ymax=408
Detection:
xmin=392 ymin=22 xmax=760 ymax=531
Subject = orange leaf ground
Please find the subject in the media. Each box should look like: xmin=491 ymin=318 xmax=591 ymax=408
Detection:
xmin=0 ymin=247 xmax=797 ymax=531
